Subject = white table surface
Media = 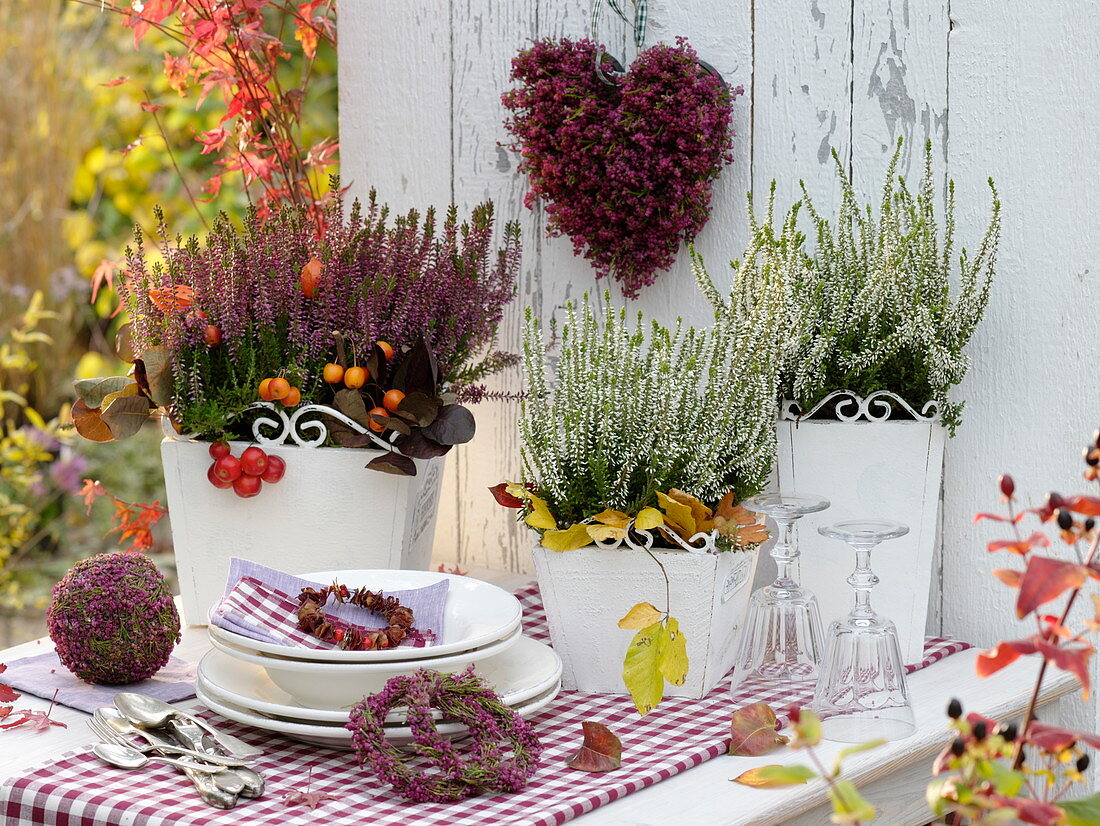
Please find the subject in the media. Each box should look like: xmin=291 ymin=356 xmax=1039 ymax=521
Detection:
xmin=0 ymin=570 xmax=1077 ymax=826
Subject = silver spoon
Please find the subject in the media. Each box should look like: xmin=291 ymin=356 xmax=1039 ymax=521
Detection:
xmin=114 ymin=693 xmax=263 ymax=758
xmin=94 ymin=708 xmax=251 ymax=767
xmin=93 ymin=742 xmax=226 ymax=774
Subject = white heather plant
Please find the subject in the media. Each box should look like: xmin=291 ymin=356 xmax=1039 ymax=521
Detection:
xmin=743 ymin=138 xmax=1000 ymax=434
xmin=518 ymin=287 xmax=784 ymax=530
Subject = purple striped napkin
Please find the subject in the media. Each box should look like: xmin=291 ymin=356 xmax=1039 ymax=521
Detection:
xmin=209 ymin=558 xmax=448 ymax=649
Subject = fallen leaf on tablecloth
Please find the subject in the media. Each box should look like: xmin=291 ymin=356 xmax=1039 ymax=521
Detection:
xmin=282 ymin=789 xmax=339 ymax=810
xmin=728 ymin=701 xmax=788 ymax=756
xmin=282 ymin=767 xmax=339 ymax=810
xmin=731 ymin=764 xmax=815 ymax=788
xmin=564 ymin=721 xmax=622 ymax=772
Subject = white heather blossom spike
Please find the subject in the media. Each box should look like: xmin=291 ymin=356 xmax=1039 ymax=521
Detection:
xmin=518 ymin=287 xmax=782 ymax=526
xmin=727 ymin=138 xmax=999 ymax=435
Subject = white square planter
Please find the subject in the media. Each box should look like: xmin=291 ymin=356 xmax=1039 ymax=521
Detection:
xmin=161 ymin=437 xmax=445 ymax=625
xmin=531 ymin=544 xmax=758 ymax=698
xmin=776 ymin=399 xmax=945 ymax=664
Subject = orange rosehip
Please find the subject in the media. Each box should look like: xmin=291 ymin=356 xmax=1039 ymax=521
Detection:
xmin=344 ymin=366 xmax=368 ymax=389
xmin=268 ymin=377 xmax=291 ymax=400
xmin=383 ymin=388 xmax=406 ymax=413
xmin=281 ymin=386 xmax=301 ymax=407
xmin=300 ymin=257 xmax=322 ymax=299
xmin=368 ymin=406 xmax=388 ymax=433
xmin=376 ymin=341 xmax=394 ymax=360
xmin=323 ymin=362 xmax=344 ymax=384
xmin=204 ymin=324 xmax=222 ymax=346
xmin=258 ymin=378 xmax=275 ymax=401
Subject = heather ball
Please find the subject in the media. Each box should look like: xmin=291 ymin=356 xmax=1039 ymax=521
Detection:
xmin=47 ymin=552 xmax=181 ymax=685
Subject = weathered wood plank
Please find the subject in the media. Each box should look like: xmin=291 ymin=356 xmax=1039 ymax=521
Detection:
xmin=752 ymin=0 xmax=853 ymax=211
xmin=336 ymin=0 xmax=453 ymax=209
xmin=443 ymin=0 xmax=540 ymax=573
xmin=942 ymin=0 xmax=1100 ymax=766
xmin=850 ymin=0 xmax=948 ymax=192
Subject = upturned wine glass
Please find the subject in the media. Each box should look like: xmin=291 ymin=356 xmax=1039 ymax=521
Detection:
xmin=810 ymin=519 xmax=915 ymax=742
xmin=729 ymin=492 xmax=830 ymax=694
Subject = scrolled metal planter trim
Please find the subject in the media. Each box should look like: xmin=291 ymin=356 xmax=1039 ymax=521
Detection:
xmin=779 ymin=390 xmax=939 ymax=424
xmin=162 ymin=402 xmax=404 ymax=453
xmin=587 ymin=521 xmax=720 ymax=555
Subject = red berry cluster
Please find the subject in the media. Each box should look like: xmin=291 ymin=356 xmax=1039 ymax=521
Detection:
xmin=207 ymin=441 xmax=286 ymax=498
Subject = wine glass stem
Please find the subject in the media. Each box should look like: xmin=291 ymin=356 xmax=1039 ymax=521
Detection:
xmin=771 ymin=519 xmax=799 ymax=588
xmin=849 ymin=547 xmax=877 ymax=619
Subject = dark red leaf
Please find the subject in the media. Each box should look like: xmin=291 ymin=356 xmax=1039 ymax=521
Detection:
xmin=489 ymin=483 xmax=525 ymax=508
xmin=976 ymin=636 xmax=1039 ymax=678
xmin=728 ymin=701 xmax=788 ymax=756
xmin=565 ymin=721 xmax=622 ymax=772
xmin=987 ymin=795 xmax=1065 ymax=826
xmin=422 ymin=404 xmax=475 ymax=446
xmin=1037 ymin=639 xmax=1093 ymax=697
xmin=987 ymin=532 xmax=1050 ymax=555
xmin=393 ymin=430 xmax=450 ymax=459
xmin=1064 ymin=495 xmax=1100 ymax=517
xmin=1016 ymin=556 xmax=1088 ymax=618
xmin=365 ymin=453 xmax=417 ymax=476
xmin=1027 ymin=721 xmax=1100 ymax=751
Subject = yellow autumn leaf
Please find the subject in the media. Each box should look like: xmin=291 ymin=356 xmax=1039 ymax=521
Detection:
xmin=617 ymin=602 xmax=663 ymax=630
xmin=541 ymin=523 xmax=593 ymax=552
xmin=634 ymin=507 xmax=664 ymax=531
xmin=731 ymin=764 xmax=816 ymax=788
xmin=659 ymin=617 xmax=688 ymax=686
xmin=656 ymin=491 xmax=696 ymax=537
xmin=668 ymin=489 xmax=713 ymax=524
xmin=592 ymin=509 xmax=631 ymax=529
xmin=524 ymin=493 xmax=557 ymax=531
xmin=622 ymin=620 xmax=665 ymax=715
xmin=587 ymin=524 xmax=628 ymax=544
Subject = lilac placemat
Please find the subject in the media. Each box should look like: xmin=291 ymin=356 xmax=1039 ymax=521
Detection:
xmin=210 ymin=558 xmax=448 ymax=648
xmin=2 ymin=650 xmax=195 ymax=714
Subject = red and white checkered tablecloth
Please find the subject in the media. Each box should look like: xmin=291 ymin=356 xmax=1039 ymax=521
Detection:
xmin=1 ymin=582 xmax=970 ymax=826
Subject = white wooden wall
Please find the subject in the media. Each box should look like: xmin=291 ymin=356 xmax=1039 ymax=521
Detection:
xmin=339 ymin=0 xmax=1100 ymax=730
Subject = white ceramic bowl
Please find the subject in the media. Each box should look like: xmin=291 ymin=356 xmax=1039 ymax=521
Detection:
xmin=196 ymin=676 xmax=562 ymax=749
xmin=209 ymin=624 xmax=523 ymax=708
xmin=209 ymin=569 xmax=523 ymax=663
xmin=197 ymin=635 xmax=562 ymax=722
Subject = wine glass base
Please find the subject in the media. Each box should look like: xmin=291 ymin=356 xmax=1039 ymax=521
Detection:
xmin=815 ymin=707 xmax=916 ymax=743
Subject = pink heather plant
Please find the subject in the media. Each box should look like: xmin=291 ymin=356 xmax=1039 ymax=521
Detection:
xmin=502 ymin=37 xmax=739 ymax=298
xmin=120 ymin=191 xmax=520 ymax=436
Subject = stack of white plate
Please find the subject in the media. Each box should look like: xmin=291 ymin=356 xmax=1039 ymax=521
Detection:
xmin=198 ymin=569 xmax=562 ymax=748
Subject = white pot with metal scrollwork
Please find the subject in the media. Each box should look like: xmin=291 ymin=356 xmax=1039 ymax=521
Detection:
xmin=776 ymin=390 xmax=944 ymax=664
xmin=531 ymin=526 xmax=758 ymax=698
xmin=160 ymin=403 xmax=445 ymax=625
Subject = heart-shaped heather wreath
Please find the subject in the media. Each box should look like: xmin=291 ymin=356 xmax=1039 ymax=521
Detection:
xmin=502 ymin=37 xmax=741 ymax=298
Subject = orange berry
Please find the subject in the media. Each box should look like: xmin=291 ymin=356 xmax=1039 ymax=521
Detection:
xmin=281 ymin=386 xmax=301 ymax=407
xmin=268 ymin=377 xmax=291 ymax=400
xmin=344 ymin=366 xmax=368 ymax=389
xmin=383 ymin=388 xmax=406 ymax=413
xmin=368 ymin=406 xmax=388 ymax=433
xmin=300 ymin=257 xmax=322 ymax=299
xmin=323 ymin=362 xmax=344 ymax=384
xmin=258 ymin=378 xmax=275 ymax=401
xmin=376 ymin=341 xmax=394 ymax=360
xmin=204 ymin=324 xmax=222 ymax=346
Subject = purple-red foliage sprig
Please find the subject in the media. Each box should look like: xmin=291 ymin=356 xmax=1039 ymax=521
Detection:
xmin=347 ymin=666 xmax=542 ymax=803
xmin=119 ymin=188 xmax=520 ymax=436
xmin=502 ymin=37 xmax=739 ymax=298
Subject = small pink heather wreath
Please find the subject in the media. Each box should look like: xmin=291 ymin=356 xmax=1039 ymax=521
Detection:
xmin=347 ymin=666 xmax=542 ymax=802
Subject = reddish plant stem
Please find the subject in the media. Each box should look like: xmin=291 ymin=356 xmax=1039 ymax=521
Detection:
xmin=1012 ymin=527 xmax=1100 ymax=770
